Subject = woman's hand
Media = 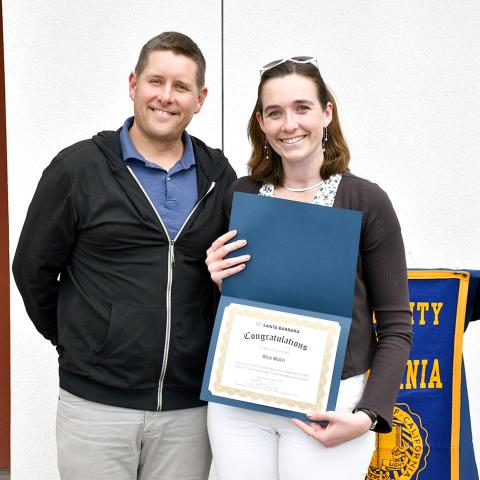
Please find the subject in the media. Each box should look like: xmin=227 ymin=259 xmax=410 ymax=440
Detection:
xmin=291 ymin=410 xmax=372 ymax=448
xmin=206 ymin=230 xmax=251 ymax=290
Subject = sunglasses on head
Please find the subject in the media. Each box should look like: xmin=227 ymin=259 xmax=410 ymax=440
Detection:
xmin=259 ymin=56 xmax=319 ymax=76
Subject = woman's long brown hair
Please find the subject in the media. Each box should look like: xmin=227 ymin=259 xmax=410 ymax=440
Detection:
xmin=247 ymin=61 xmax=350 ymax=185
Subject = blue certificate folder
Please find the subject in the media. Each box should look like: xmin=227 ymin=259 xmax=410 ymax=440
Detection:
xmin=200 ymin=192 xmax=362 ymax=421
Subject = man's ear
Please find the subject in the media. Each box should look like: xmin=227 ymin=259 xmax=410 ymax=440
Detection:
xmin=194 ymin=87 xmax=208 ymax=114
xmin=128 ymin=72 xmax=137 ymax=101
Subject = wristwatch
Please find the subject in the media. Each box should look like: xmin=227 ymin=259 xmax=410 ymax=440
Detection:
xmin=353 ymin=408 xmax=378 ymax=431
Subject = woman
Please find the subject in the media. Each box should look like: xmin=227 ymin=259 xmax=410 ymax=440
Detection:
xmin=206 ymin=57 xmax=413 ymax=479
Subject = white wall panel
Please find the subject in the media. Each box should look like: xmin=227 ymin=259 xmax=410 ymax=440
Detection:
xmin=4 ymin=0 xmax=480 ymax=477
xmin=223 ymin=0 xmax=480 ymax=466
xmin=4 ymin=1 xmax=222 ymax=478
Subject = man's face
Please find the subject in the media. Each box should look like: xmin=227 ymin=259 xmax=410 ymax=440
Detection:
xmin=129 ymin=50 xmax=207 ymax=145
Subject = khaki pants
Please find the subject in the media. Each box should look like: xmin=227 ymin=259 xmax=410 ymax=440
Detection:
xmin=56 ymin=389 xmax=211 ymax=480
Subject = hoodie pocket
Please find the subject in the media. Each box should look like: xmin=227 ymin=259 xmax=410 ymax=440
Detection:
xmin=92 ymin=303 xmax=165 ymax=389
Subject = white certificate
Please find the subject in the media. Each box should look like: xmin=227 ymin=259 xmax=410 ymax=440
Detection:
xmin=208 ymin=303 xmax=341 ymax=413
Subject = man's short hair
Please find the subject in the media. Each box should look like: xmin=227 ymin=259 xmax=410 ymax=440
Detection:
xmin=135 ymin=32 xmax=206 ymax=89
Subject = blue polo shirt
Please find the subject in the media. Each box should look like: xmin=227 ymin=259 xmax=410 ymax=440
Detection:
xmin=120 ymin=117 xmax=198 ymax=239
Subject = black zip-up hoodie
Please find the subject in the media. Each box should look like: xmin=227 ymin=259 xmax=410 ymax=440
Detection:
xmin=13 ymin=129 xmax=236 ymax=411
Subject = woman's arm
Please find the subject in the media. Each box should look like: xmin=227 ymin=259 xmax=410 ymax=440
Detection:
xmin=353 ymin=185 xmax=413 ymax=432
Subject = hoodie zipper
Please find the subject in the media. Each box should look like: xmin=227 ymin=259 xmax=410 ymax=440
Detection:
xmin=127 ymin=166 xmax=216 ymax=410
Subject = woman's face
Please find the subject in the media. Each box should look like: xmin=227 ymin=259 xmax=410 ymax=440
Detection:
xmin=256 ymin=73 xmax=332 ymax=168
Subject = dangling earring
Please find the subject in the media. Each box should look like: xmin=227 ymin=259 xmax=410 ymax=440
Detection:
xmin=322 ymin=126 xmax=328 ymax=152
xmin=264 ymin=139 xmax=270 ymax=160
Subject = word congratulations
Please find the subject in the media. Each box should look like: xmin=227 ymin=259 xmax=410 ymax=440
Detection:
xmin=243 ymin=332 xmax=308 ymax=351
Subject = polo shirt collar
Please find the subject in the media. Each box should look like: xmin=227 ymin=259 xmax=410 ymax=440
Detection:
xmin=119 ymin=116 xmax=195 ymax=170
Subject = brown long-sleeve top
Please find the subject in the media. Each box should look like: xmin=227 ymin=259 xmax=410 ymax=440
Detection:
xmin=223 ymin=172 xmax=413 ymax=432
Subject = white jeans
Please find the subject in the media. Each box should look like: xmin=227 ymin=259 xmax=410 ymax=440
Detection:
xmin=208 ymin=374 xmax=375 ymax=480
xmin=56 ymin=389 xmax=211 ymax=480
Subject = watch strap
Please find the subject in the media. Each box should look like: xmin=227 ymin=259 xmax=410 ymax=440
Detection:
xmin=353 ymin=407 xmax=378 ymax=431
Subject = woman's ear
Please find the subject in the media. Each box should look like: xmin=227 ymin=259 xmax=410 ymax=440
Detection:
xmin=256 ymin=111 xmax=266 ymax=133
xmin=324 ymin=101 xmax=333 ymax=127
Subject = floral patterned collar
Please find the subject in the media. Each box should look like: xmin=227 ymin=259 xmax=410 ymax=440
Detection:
xmin=258 ymin=173 xmax=342 ymax=207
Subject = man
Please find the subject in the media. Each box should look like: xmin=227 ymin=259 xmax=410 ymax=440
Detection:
xmin=13 ymin=32 xmax=236 ymax=480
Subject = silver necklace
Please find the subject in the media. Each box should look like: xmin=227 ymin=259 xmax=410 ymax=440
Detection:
xmin=283 ymin=180 xmax=323 ymax=192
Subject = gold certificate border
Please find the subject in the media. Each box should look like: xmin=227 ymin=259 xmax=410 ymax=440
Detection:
xmin=212 ymin=303 xmax=339 ymax=412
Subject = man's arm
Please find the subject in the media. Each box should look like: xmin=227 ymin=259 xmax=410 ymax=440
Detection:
xmin=12 ymin=157 xmax=78 ymax=344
